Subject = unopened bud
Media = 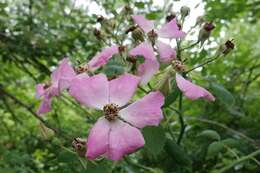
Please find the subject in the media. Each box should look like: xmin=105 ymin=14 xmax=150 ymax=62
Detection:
xmin=218 ymin=40 xmax=235 ymax=55
xmin=132 ymin=27 xmax=144 ymax=42
xmin=172 ymin=60 xmax=186 ymax=72
xmin=196 ymin=16 xmax=205 ymax=26
xmin=72 ymin=138 xmax=86 ymax=157
xmin=147 ymin=29 xmax=158 ymax=46
xmin=166 ymin=13 xmax=177 ymax=22
xmin=180 ymin=6 xmax=190 ymax=18
xmin=155 ymin=67 xmax=174 ymax=95
xmin=93 ymin=28 xmax=102 ymax=40
xmin=126 ymin=55 xmax=137 ymax=64
xmin=198 ymin=22 xmax=215 ymax=46
xmin=97 ymin=15 xmax=105 ymax=23
xmin=123 ymin=5 xmax=132 ymax=14
xmin=125 ymin=26 xmax=137 ymax=34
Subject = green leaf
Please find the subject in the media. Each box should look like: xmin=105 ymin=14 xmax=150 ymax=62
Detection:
xmin=134 ymin=2 xmax=145 ymax=9
xmin=142 ymin=126 xmax=166 ymax=156
xmin=210 ymin=83 xmax=235 ymax=106
xmin=87 ymin=161 xmax=109 ymax=173
xmin=146 ymin=11 xmax=162 ymax=20
xmin=207 ymin=141 xmax=225 ymax=158
xmin=164 ymin=138 xmax=192 ymax=167
xmin=198 ymin=129 xmax=221 ymax=141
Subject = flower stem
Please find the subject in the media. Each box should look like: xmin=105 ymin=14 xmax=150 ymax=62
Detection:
xmin=185 ymin=54 xmax=221 ymax=73
xmin=177 ymin=93 xmax=186 ymax=145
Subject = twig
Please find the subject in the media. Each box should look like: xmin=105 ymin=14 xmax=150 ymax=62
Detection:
xmin=218 ymin=149 xmax=260 ymax=173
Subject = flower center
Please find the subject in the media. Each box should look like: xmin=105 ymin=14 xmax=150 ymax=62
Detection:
xmin=103 ymin=103 xmax=119 ymax=121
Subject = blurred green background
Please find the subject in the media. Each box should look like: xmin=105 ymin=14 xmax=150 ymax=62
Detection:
xmin=0 ymin=0 xmax=260 ymax=172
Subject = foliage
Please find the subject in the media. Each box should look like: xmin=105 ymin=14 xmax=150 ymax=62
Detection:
xmin=0 ymin=0 xmax=260 ymax=173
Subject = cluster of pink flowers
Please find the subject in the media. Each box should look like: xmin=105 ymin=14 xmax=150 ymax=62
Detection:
xmin=36 ymin=15 xmax=215 ymax=160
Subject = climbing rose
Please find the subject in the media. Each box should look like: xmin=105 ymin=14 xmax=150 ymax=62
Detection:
xmin=132 ymin=15 xmax=185 ymax=62
xmin=69 ymin=73 xmax=164 ymax=160
xmin=36 ymin=58 xmax=76 ymax=114
xmin=175 ymin=73 xmax=215 ymax=101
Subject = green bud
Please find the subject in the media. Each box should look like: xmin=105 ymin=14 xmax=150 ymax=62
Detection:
xmin=132 ymin=27 xmax=144 ymax=42
xmin=180 ymin=6 xmax=190 ymax=18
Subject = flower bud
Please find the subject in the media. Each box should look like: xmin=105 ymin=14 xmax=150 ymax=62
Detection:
xmin=72 ymin=138 xmax=86 ymax=157
xmin=198 ymin=22 xmax=215 ymax=46
xmin=218 ymin=40 xmax=235 ymax=55
xmin=97 ymin=15 xmax=105 ymax=23
xmin=180 ymin=6 xmax=190 ymax=18
xmin=147 ymin=29 xmax=158 ymax=46
xmin=123 ymin=5 xmax=133 ymax=15
xmin=131 ymin=27 xmax=144 ymax=42
xmin=155 ymin=67 xmax=174 ymax=95
xmin=172 ymin=59 xmax=186 ymax=72
xmin=93 ymin=28 xmax=102 ymax=40
xmin=166 ymin=13 xmax=177 ymax=22
xmin=196 ymin=16 xmax=205 ymax=26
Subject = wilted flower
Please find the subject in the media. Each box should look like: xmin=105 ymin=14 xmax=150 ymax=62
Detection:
xmin=69 ymin=73 xmax=164 ymax=160
xmin=36 ymin=58 xmax=77 ymax=114
xmin=198 ymin=22 xmax=215 ymax=46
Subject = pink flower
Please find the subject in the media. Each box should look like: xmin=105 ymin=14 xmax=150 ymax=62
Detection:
xmin=87 ymin=45 xmax=119 ymax=71
xmin=36 ymin=58 xmax=77 ymax=114
xmin=175 ymin=73 xmax=215 ymax=101
xmin=69 ymin=73 xmax=164 ymax=160
xmin=132 ymin=15 xmax=185 ymax=62
xmin=129 ymin=42 xmax=159 ymax=85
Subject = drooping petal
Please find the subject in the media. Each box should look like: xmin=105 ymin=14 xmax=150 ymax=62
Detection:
xmin=107 ymin=120 xmax=145 ymax=160
xmin=138 ymin=59 xmax=159 ymax=85
xmin=157 ymin=19 xmax=186 ymax=39
xmin=69 ymin=74 xmax=109 ymax=109
xmin=51 ymin=58 xmax=76 ymax=85
xmin=156 ymin=41 xmax=176 ymax=63
xmin=37 ymin=96 xmax=52 ymax=115
xmin=130 ymin=42 xmax=159 ymax=85
xmin=176 ymin=74 xmax=215 ymax=101
xmin=119 ymin=91 xmax=164 ymax=128
xmin=132 ymin=15 xmax=154 ymax=33
xmin=88 ymin=45 xmax=119 ymax=71
xmin=36 ymin=84 xmax=45 ymax=98
xmin=109 ymin=74 xmax=140 ymax=107
xmin=130 ymin=42 xmax=156 ymax=61
xmin=86 ymin=117 xmax=111 ymax=159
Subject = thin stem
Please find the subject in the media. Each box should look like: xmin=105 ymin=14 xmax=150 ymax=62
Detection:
xmin=186 ymin=117 xmax=260 ymax=148
xmin=185 ymin=54 xmax=221 ymax=73
xmin=138 ymin=86 xmax=149 ymax=94
xmin=180 ymin=41 xmax=199 ymax=51
xmin=177 ymin=93 xmax=186 ymax=145
xmin=218 ymin=149 xmax=260 ymax=173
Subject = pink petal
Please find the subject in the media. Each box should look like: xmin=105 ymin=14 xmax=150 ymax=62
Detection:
xmin=176 ymin=74 xmax=215 ymax=101
xmin=88 ymin=45 xmax=119 ymax=71
xmin=69 ymin=74 xmax=109 ymax=109
xmin=130 ymin=42 xmax=156 ymax=61
xmin=37 ymin=96 xmax=52 ymax=115
xmin=130 ymin=42 xmax=159 ymax=85
xmin=156 ymin=41 xmax=176 ymax=63
xmin=58 ymin=73 xmax=89 ymax=92
xmin=36 ymin=84 xmax=45 ymax=98
xmin=119 ymin=91 xmax=164 ymax=128
xmin=138 ymin=59 xmax=159 ymax=85
xmin=109 ymin=74 xmax=140 ymax=107
xmin=107 ymin=120 xmax=145 ymax=160
xmin=86 ymin=117 xmax=111 ymax=159
xmin=51 ymin=58 xmax=76 ymax=85
xmin=157 ymin=19 xmax=186 ymax=39
xmin=132 ymin=15 xmax=154 ymax=33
